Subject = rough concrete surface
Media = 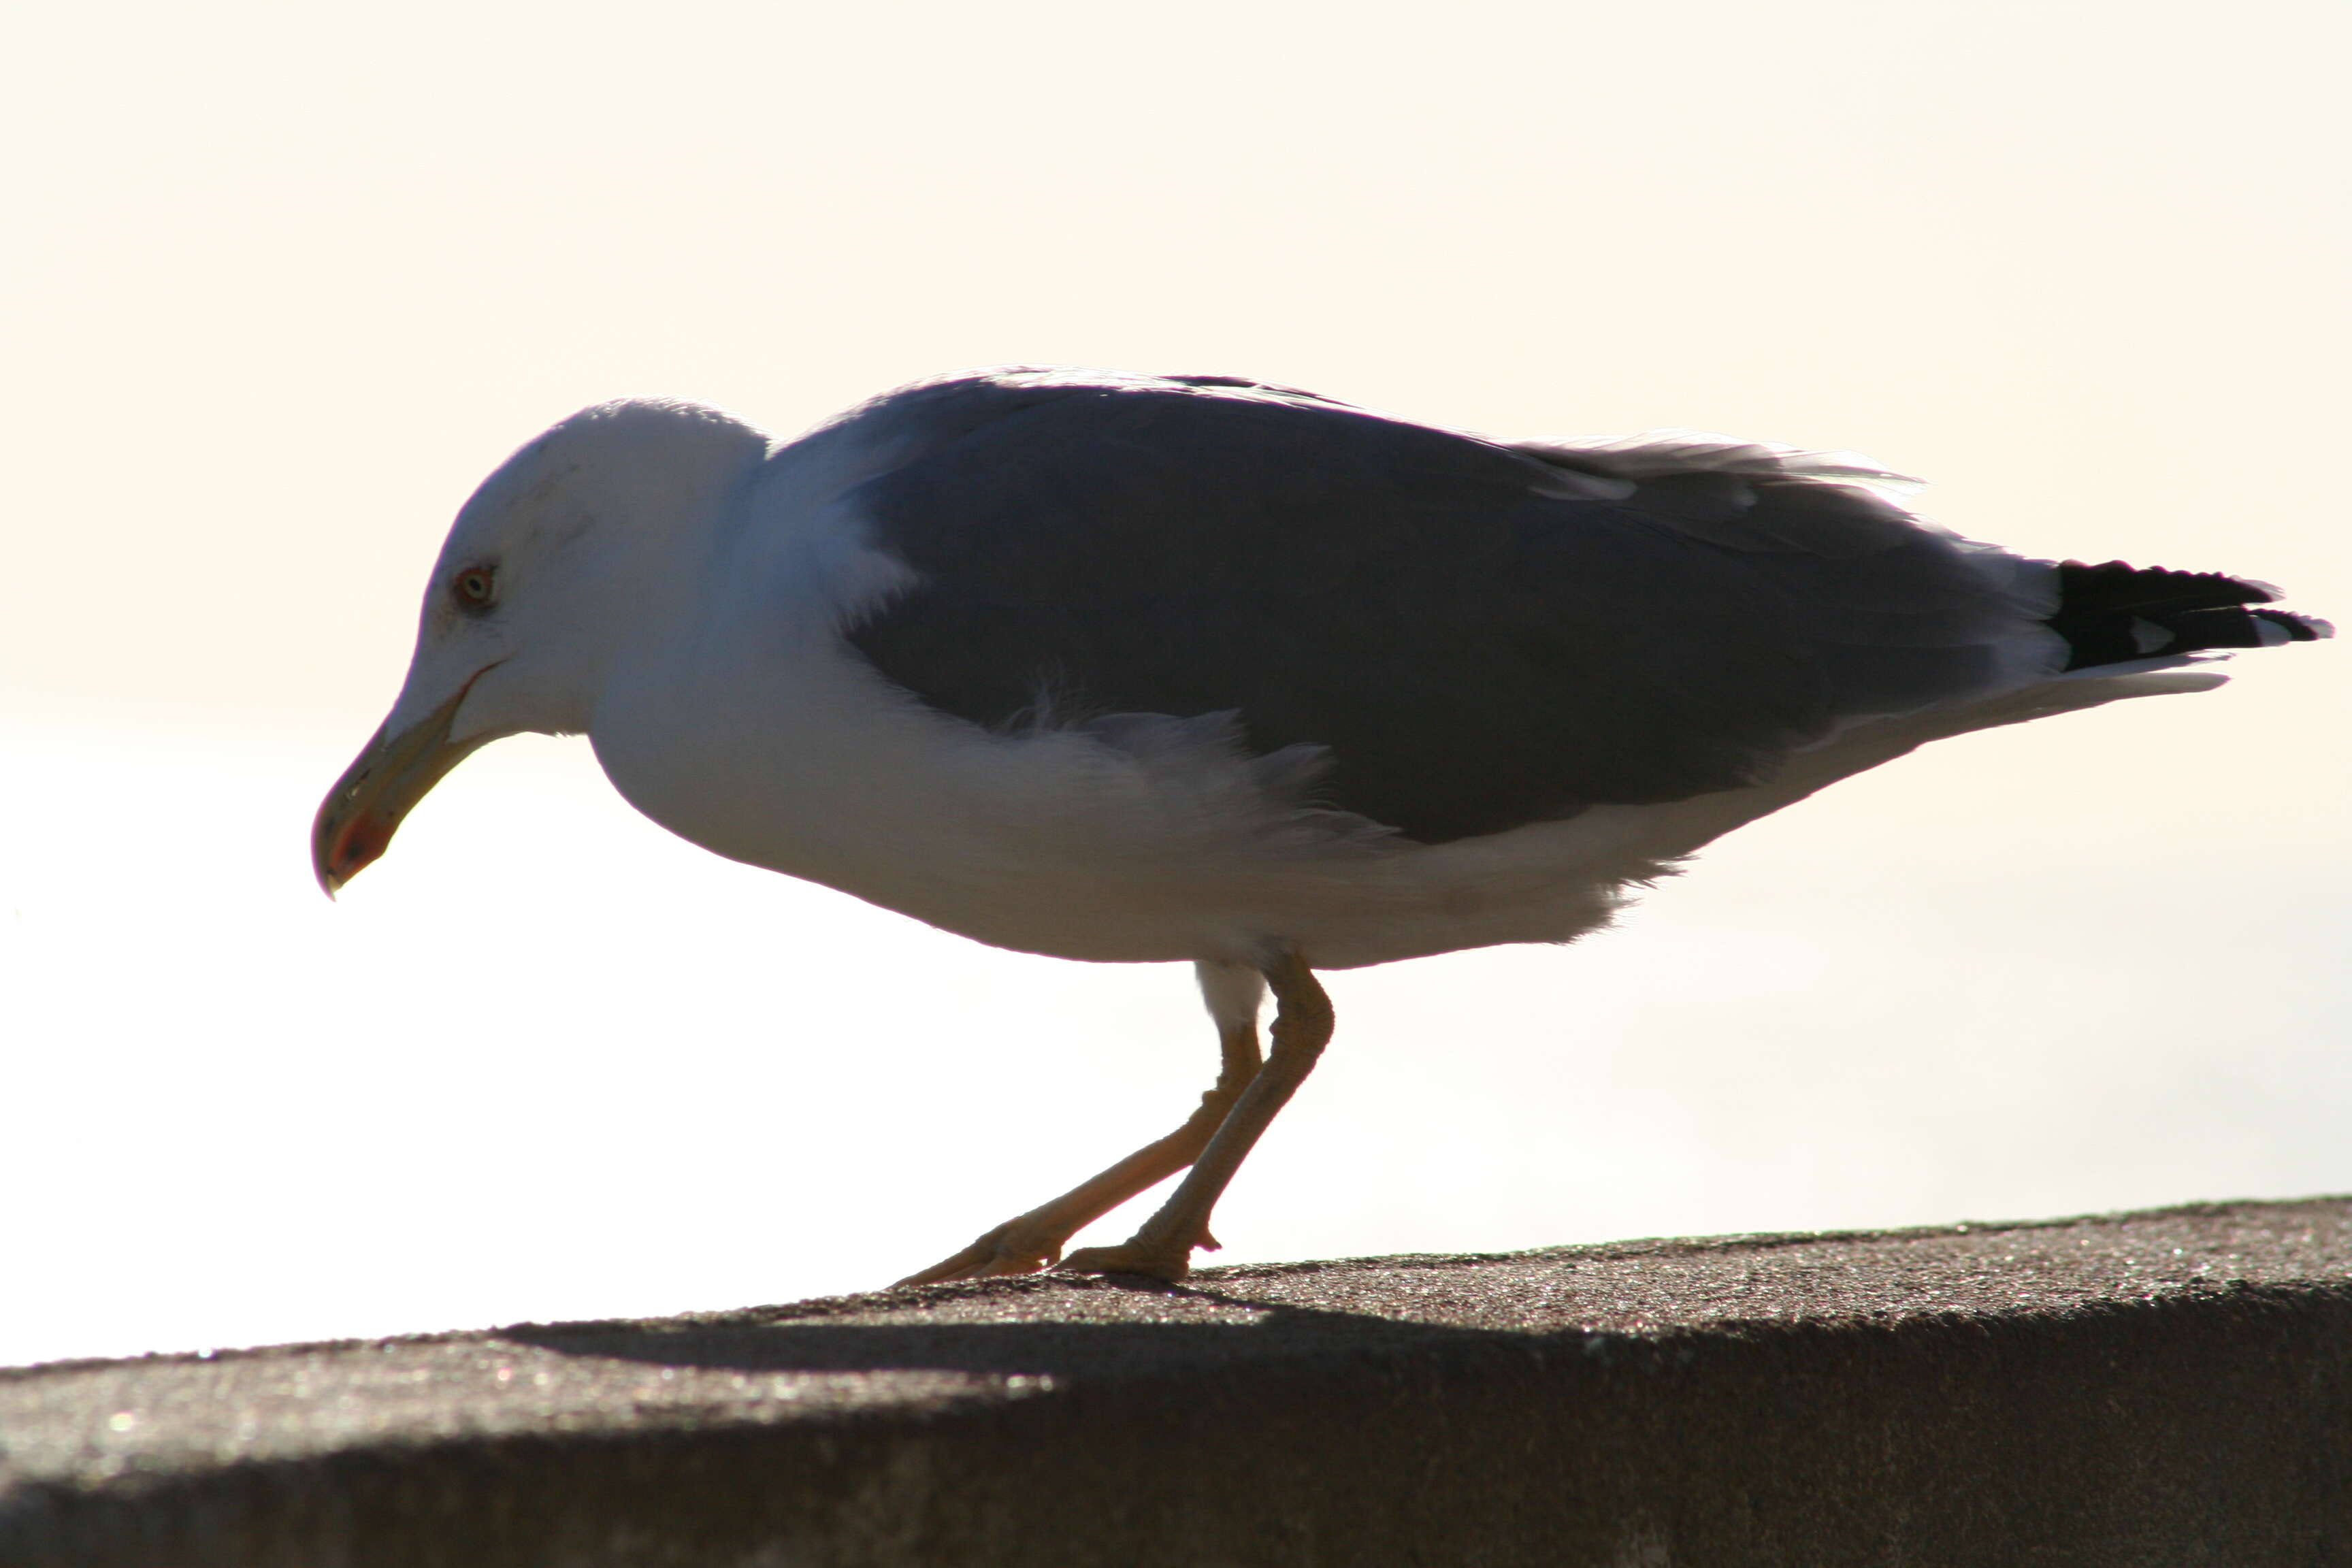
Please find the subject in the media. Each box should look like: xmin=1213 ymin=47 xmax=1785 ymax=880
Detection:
xmin=4 ymin=1198 xmax=2350 ymax=1566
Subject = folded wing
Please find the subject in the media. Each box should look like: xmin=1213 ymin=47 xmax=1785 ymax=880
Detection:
xmin=836 ymin=371 xmax=2145 ymax=843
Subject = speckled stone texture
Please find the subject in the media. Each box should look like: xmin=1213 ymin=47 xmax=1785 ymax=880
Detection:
xmin=5 ymin=1198 xmax=2349 ymax=1567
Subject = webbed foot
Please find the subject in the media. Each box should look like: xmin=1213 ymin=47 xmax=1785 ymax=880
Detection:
xmin=1058 ymin=1242 xmax=1195 ymax=1281
xmin=894 ymin=1220 xmax=1068 ymax=1287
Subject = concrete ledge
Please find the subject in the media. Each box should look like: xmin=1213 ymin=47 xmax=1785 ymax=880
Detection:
xmin=5 ymin=1198 xmax=2350 ymax=1566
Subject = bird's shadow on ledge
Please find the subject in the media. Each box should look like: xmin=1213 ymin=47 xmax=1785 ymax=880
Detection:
xmin=493 ymin=1277 xmax=1558 ymax=1380
xmin=487 ymin=1271 xmax=2340 ymax=1383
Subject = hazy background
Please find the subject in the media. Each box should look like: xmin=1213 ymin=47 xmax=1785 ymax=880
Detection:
xmin=5 ymin=0 xmax=2345 ymax=1369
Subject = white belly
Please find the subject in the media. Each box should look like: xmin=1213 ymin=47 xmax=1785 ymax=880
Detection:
xmin=586 ymin=623 xmax=1648 ymax=967
xmin=589 ymin=608 xmax=2215 ymax=969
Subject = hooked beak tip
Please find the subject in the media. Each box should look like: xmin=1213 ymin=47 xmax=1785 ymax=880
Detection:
xmin=310 ymin=789 xmax=360 ymax=900
xmin=312 ymin=662 xmax=503 ymax=902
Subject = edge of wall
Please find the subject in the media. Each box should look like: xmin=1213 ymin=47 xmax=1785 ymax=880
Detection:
xmin=5 ymin=1196 xmax=2350 ymax=1567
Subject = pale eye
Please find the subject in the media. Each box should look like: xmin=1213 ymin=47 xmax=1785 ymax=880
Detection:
xmin=453 ymin=566 xmax=497 ymax=609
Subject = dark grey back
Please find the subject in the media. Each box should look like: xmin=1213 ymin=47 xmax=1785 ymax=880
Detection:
xmin=836 ymin=370 xmax=2027 ymax=844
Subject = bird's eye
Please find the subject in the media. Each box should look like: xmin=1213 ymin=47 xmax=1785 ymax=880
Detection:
xmin=453 ymin=567 xmax=497 ymax=609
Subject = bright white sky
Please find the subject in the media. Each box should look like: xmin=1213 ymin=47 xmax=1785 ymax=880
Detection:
xmin=4 ymin=0 xmax=2347 ymax=1369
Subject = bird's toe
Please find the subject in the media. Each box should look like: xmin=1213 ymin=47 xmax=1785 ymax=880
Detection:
xmin=892 ymin=1223 xmax=1065 ymax=1288
xmin=1058 ymin=1243 xmax=1194 ymax=1281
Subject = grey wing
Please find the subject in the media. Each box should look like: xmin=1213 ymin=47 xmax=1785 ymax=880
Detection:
xmin=1515 ymin=429 xmax=2060 ymax=713
xmin=838 ymin=371 xmax=2057 ymax=844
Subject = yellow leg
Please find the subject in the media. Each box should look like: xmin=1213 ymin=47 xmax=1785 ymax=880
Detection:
xmin=1061 ymin=951 xmax=1333 ymax=1282
xmin=892 ymin=1011 xmax=1264 ymax=1288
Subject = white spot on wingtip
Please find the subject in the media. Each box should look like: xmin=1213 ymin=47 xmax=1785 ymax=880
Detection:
xmin=2129 ymin=617 xmax=2177 ymax=654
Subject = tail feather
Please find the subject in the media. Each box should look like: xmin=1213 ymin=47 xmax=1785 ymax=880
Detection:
xmin=2048 ymin=559 xmax=2332 ymax=672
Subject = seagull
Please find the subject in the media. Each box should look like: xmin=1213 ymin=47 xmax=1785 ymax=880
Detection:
xmin=312 ymin=367 xmax=2330 ymax=1284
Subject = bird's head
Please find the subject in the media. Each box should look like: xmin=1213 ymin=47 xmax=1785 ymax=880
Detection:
xmin=312 ymin=398 xmax=770 ymax=897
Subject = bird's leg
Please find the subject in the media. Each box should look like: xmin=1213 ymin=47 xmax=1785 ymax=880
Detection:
xmin=1061 ymin=951 xmax=1333 ymax=1282
xmin=892 ymin=1002 xmax=1265 ymax=1288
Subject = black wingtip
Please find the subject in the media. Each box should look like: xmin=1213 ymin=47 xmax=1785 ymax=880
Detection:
xmin=2056 ymin=559 xmax=2279 ymax=615
xmin=2251 ymin=608 xmax=2334 ymax=643
xmin=2049 ymin=561 xmax=2328 ymax=671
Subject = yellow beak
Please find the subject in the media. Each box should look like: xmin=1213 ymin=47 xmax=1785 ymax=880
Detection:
xmin=311 ymin=668 xmax=497 ymax=898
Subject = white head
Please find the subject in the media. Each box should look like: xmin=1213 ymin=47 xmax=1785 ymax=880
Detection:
xmin=313 ymin=398 xmax=770 ymax=893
